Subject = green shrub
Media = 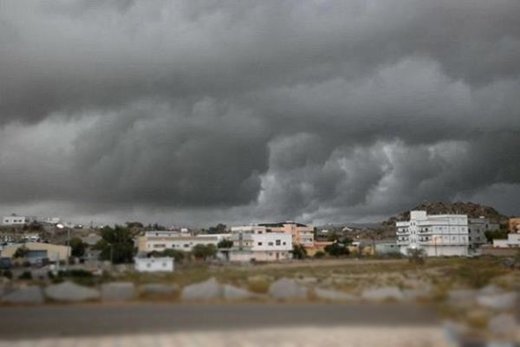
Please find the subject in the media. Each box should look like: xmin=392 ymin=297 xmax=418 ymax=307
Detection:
xmin=407 ymin=248 xmax=426 ymax=265
xmin=18 ymin=271 xmax=32 ymax=280
xmin=314 ymin=251 xmax=325 ymax=259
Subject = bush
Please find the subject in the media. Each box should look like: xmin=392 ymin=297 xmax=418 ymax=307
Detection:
xmin=324 ymin=243 xmax=349 ymax=257
xmin=407 ymin=248 xmax=426 ymax=265
xmin=2 ymin=270 xmax=13 ymax=279
xmin=58 ymin=269 xmax=93 ymax=278
xmin=292 ymin=244 xmax=308 ymax=259
xmin=192 ymin=244 xmax=217 ymax=260
xmin=18 ymin=271 xmax=32 ymax=280
xmin=314 ymin=251 xmax=326 ymax=259
xmin=151 ymin=249 xmax=186 ymax=263
xmin=217 ymin=239 xmax=234 ymax=249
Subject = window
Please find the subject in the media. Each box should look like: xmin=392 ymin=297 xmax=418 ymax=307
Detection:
xmin=268 ymin=242 xmax=273 ymax=246
xmin=276 ymin=240 xmax=281 ymax=246
xmin=258 ymin=242 xmax=263 ymax=246
xmin=282 ymin=242 xmax=286 ymax=245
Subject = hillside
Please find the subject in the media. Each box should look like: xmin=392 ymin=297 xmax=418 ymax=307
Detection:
xmin=382 ymin=201 xmax=507 ymax=226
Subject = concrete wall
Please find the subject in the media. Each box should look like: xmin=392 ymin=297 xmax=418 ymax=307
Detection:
xmin=229 ymin=250 xmax=292 ymax=262
xmin=134 ymin=257 xmax=174 ymax=272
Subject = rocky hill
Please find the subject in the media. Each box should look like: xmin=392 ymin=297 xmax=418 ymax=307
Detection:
xmin=382 ymin=201 xmax=507 ymax=226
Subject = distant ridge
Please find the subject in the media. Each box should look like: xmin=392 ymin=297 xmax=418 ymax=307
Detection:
xmin=382 ymin=201 xmax=507 ymax=225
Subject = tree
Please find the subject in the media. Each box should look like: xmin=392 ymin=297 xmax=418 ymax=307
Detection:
xmin=208 ymin=223 xmax=227 ymax=234
xmin=126 ymin=221 xmax=144 ymax=229
xmin=192 ymin=244 xmax=217 ymax=260
xmin=94 ymin=225 xmax=135 ymax=264
xmin=292 ymin=244 xmax=307 ymax=259
xmin=324 ymin=242 xmax=350 ymax=257
xmin=69 ymin=237 xmax=86 ymax=258
xmin=13 ymin=245 xmax=29 ymax=259
xmin=217 ymin=239 xmax=233 ymax=248
xmin=484 ymin=229 xmax=508 ymax=243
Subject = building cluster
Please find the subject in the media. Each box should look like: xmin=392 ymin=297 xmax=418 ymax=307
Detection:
xmin=1 ymin=210 xmax=519 ymax=272
xmin=1 ymin=214 xmax=81 ymax=229
xmin=135 ymin=221 xmax=318 ymax=263
xmin=395 ymin=210 xmax=518 ymax=257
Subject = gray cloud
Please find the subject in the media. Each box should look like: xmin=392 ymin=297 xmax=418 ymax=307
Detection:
xmin=0 ymin=0 xmax=519 ymax=225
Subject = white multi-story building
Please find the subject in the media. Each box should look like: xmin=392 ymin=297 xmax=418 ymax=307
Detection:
xmin=2 ymin=215 xmax=36 ymax=226
xmin=396 ymin=211 xmax=469 ymax=257
xmin=229 ymin=225 xmax=292 ymax=262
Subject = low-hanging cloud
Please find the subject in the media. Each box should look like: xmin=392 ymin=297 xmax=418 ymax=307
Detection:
xmin=0 ymin=0 xmax=519 ymax=225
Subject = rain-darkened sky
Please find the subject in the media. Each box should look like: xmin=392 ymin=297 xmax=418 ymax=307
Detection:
xmin=1 ymin=0 xmax=519 ymax=226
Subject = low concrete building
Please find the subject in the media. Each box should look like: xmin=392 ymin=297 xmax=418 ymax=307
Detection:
xmin=468 ymin=217 xmax=499 ymax=249
xmin=374 ymin=240 xmax=400 ymax=256
xmin=493 ymin=232 xmax=520 ymax=248
xmin=134 ymin=257 xmax=174 ymax=272
xmin=136 ymin=232 xmax=219 ymax=254
xmin=1 ymin=242 xmax=71 ymax=262
xmin=2 ymin=214 xmax=36 ymax=226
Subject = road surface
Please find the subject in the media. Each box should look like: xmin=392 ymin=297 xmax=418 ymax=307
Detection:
xmin=0 ymin=302 xmax=457 ymax=347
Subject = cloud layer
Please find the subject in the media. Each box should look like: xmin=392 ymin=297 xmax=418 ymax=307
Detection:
xmin=1 ymin=0 xmax=519 ymax=225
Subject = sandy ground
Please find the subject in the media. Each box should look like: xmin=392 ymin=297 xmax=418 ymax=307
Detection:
xmin=0 ymin=326 xmax=452 ymax=347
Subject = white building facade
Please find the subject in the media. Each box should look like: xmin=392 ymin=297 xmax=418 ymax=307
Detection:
xmin=493 ymin=232 xmax=520 ymax=248
xmin=2 ymin=215 xmax=36 ymax=225
xmin=396 ymin=211 xmax=469 ymax=257
xmin=229 ymin=226 xmax=292 ymax=262
xmin=134 ymin=257 xmax=174 ymax=272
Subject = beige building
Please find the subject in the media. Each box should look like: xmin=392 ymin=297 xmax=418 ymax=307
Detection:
xmin=508 ymin=218 xmax=520 ymax=233
xmin=136 ymin=231 xmax=220 ymax=254
xmin=1 ymin=242 xmax=71 ymax=261
xmin=258 ymin=221 xmax=315 ymax=248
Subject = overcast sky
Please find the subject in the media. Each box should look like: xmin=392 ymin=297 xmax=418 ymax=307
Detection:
xmin=1 ymin=0 xmax=519 ymax=226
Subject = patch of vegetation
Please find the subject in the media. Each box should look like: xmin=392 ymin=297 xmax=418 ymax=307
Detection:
xmin=1 ymin=270 xmax=13 ymax=279
xmin=149 ymin=249 xmax=186 ymax=263
xmin=192 ymin=244 xmax=217 ymax=260
xmin=94 ymin=225 xmax=136 ymax=264
xmin=292 ymin=244 xmax=308 ymax=259
xmin=69 ymin=237 xmax=87 ymax=258
xmin=314 ymin=251 xmax=325 ymax=258
xmin=18 ymin=271 xmax=32 ymax=280
xmin=407 ymin=248 xmax=426 ymax=265
xmin=324 ymin=242 xmax=350 ymax=257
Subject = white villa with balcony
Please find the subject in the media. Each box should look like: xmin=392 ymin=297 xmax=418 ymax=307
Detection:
xmin=396 ymin=211 xmax=469 ymax=257
xmin=229 ymin=225 xmax=292 ymax=262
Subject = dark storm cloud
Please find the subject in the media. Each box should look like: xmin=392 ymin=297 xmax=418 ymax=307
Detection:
xmin=0 ymin=0 xmax=519 ymax=224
